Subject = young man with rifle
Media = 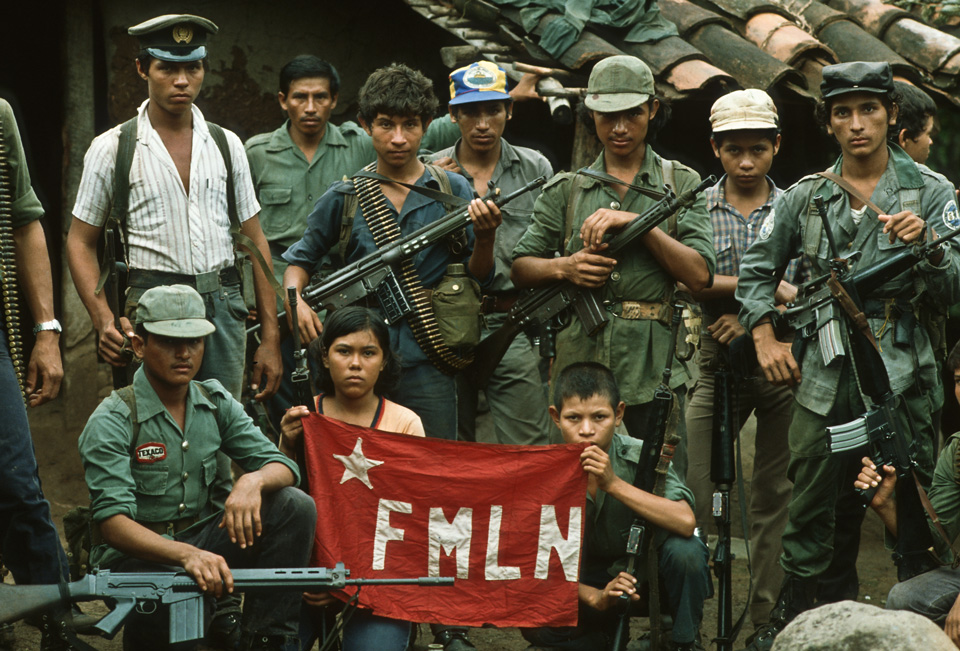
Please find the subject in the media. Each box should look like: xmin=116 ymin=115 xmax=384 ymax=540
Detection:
xmin=430 ymin=60 xmax=555 ymax=447
xmin=521 ymin=361 xmax=710 ymax=651
xmin=511 ymin=55 xmax=716 ymax=481
xmin=77 ymin=285 xmax=316 ymax=651
xmin=282 ymin=63 xmax=502 ymax=442
xmin=735 ymin=61 xmax=960 ymax=651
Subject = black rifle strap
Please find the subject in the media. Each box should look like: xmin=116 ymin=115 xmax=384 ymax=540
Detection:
xmin=576 ymin=167 xmax=668 ymax=201
xmin=353 ymin=168 xmax=469 ymax=209
xmin=352 ymin=163 xmax=473 ymax=374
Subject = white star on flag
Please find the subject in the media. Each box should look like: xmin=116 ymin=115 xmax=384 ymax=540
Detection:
xmin=333 ymin=437 xmax=384 ymax=490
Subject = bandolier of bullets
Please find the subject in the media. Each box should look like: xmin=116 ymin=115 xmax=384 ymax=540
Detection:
xmin=0 ymin=118 xmax=25 ymax=401
xmin=354 ymin=165 xmax=473 ymax=375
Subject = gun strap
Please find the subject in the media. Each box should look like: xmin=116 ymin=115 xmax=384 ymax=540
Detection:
xmin=826 ymin=273 xmax=881 ymax=353
xmin=0 ymin=114 xmax=25 ymax=401
xmin=816 ymin=171 xmax=885 ymax=216
xmin=912 ymin=468 xmax=960 ymax=567
xmin=352 ymin=163 xmax=473 ymax=375
xmin=353 ymin=168 xmax=469 ymax=209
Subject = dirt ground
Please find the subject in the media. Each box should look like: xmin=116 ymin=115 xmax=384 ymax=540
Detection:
xmin=4 ymin=398 xmax=901 ymax=650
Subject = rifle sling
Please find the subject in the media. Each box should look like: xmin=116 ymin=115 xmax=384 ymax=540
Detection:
xmin=826 ymin=274 xmax=880 ymax=352
xmin=575 ymin=167 xmax=668 ymax=201
xmin=816 ymin=171 xmax=885 ymax=216
xmin=912 ymin=468 xmax=960 ymax=568
xmin=353 ymin=169 xmax=471 ymax=209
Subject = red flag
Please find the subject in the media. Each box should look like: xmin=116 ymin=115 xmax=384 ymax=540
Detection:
xmin=301 ymin=413 xmax=587 ymax=627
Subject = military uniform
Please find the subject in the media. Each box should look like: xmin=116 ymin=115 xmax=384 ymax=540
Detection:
xmin=737 ymin=145 xmax=960 ymax=581
xmin=513 ymin=147 xmax=716 ymax=477
xmin=431 ymin=137 xmax=555 ymax=445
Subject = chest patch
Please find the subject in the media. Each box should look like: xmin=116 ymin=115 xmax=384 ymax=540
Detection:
xmin=135 ymin=443 xmax=167 ymax=464
xmin=942 ymin=200 xmax=960 ymax=230
xmin=758 ymin=210 xmax=775 ymax=241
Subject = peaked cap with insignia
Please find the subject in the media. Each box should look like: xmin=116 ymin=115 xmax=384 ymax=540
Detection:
xmin=129 ymin=14 xmax=219 ymax=62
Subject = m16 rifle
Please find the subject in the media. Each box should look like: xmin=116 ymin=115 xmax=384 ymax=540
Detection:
xmin=465 ymin=176 xmax=716 ymax=387
xmin=101 ymin=229 xmax=132 ymax=388
xmin=610 ymin=303 xmax=684 ymax=651
xmin=287 ymin=286 xmax=315 ymax=412
xmin=0 ymin=564 xmax=453 ymax=645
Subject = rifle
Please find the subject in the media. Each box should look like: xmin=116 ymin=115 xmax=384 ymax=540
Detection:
xmin=798 ymin=196 xmax=941 ymax=582
xmin=101 ymin=229 xmax=132 ymax=388
xmin=466 ymin=176 xmax=716 ymax=387
xmin=287 ymin=286 xmax=315 ymax=413
xmin=610 ymin=303 xmax=684 ymax=651
xmin=0 ymin=564 xmax=453 ymax=645
xmin=295 ymin=176 xmax=546 ymax=323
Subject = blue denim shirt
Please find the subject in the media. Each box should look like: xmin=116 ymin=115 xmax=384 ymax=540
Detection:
xmin=283 ymin=165 xmax=483 ymax=367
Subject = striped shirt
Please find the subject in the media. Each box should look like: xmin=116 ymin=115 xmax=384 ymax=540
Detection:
xmin=73 ymin=100 xmax=260 ymax=274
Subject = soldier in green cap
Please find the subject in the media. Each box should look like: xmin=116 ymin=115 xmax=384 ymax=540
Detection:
xmin=77 ymin=285 xmax=315 ymax=651
xmin=735 ymin=61 xmax=960 ymax=650
xmin=512 ymin=55 xmax=716 ymax=484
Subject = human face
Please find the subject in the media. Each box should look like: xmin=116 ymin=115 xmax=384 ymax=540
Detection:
xmin=826 ymin=92 xmax=897 ymax=161
xmin=137 ymin=58 xmax=204 ymax=116
xmin=361 ymin=113 xmax=425 ymax=172
xmin=279 ymin=77 xmax=338 ymax=140
xmin=550 ymin=394 xmax=625 ymax=453
xmin=592 ymin=100 xmax=659 ymax=162
xmin=712 ymin=132 xmax=780 ymax=193
xmin=133 ymin=333 xmax=204 ymax=390
xmin=953 ymin=367 xmax=960 ymax=407
xmin=322 ymin=329 xmax=386 ymax=400
xmin=451 ymin=101 xmax=510 ymax=155
xmin=900 ymin=115 xmax=935 ymax=165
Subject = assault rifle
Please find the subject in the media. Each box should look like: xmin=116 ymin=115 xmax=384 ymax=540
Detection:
xmin=610 ymin=303 xmax=684 ymax=651
xmin=297 ymin=177 xmax=546 ymax=322
xmin=0 ymin=564 xmax=453 ymax=645
xmin=101 ymin=229 xmax=132 ymax=388
xmin=466 ymin=176 xmax=716 ymax=386
xmin=287 ymin=286 xmax=315 ymax=413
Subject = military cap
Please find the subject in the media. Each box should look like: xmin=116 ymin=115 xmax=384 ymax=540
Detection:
xmin=128 ymin=14 xmax=219 ymax=63
xmin=136 ymin=285 xmax=215 ymax=338
xmin=585 ymin=55 xmax=655 ymax=113
xmin=820 ymin=61 xmax=894 ymax=99
xmin=449 ymin=61 xmax=511 ymax=106
xmin=710 ymin=89 xmax=779 ymax=132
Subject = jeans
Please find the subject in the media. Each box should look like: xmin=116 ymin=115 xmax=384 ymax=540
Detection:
xmin=0 ymin=329 xmax=69 ymax=585
xmin=300 ymin=603 xmax=411 ymax=651
xmin=388 ymin=362 xmax=457 ymax=440
xmin=886 ymin=565 xmax=960 ymax=626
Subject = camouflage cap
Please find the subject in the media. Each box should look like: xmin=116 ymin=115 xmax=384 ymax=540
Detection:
xmin=710 ymin=89 xmax=779 ymax=132
xmin=820 ymin=61 xmax=894 ymax=99
xmin=585 ymin=55 xmax=655 ymax=113
xmin=136 ymin=285 xmax=215 ymax=338
xmin=128 ymin=14 xmax=219 ymax=63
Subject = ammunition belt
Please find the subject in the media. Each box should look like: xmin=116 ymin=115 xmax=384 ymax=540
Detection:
xmin=353 ymin=163 xmax=472 ymax=375
xmin=607 ymin=300 xmax=671 ymax=322
xmin=0 ymin=117 xmax=25 ymax=400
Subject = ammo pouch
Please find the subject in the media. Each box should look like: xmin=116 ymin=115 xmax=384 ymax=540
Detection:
xmin=674 ymin=291 xmax=701 ymax=362
xmin=432 ymin=263 xmax=481 ymax=348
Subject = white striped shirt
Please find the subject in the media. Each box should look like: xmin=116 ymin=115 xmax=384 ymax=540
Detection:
xmin=73 ymin=100 xmax=260 ymax=274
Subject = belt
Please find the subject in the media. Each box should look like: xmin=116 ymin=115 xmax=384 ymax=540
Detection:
xmin=128 ymin=267 xmax=241 ymax=294
xmin=138 ymin=516 xmax=201 ymax=537
xmin=607 ymin=300 xmax=672 ymax=322
xmin=480 ymin=292 xmax=519 ymax=314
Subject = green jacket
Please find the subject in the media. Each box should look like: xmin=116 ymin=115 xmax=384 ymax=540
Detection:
xmin=512 ymin=147 xmax=715 ymax=405
xmin=737 ymin=146 xmax=960 ymax=416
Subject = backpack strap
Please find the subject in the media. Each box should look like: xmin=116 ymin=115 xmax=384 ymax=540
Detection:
xmin=115 ymin=385 xmax=141 ymax=453
xmin=95 ymin=117 xmax=138 ymax=295
xmin=564 ymin=174 xmax=588 ymax=253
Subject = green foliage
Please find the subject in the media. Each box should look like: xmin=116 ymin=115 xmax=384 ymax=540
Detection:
xmin=892 ymin=0 xmax=960 ymax=26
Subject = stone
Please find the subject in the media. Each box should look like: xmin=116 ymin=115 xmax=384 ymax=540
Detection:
xmin=772 ymin=600 xmax=954 ymax=650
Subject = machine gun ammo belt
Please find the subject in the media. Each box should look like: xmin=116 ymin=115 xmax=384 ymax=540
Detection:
xmin=352 ymin=163 xmax=473 ymax=375
xmin=0 ymin=117 xmax=25 ymax=400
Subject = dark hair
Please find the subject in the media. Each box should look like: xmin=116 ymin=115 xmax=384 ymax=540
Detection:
xmin=450 ymin=99 xmax=512 ymax=118
xmin=711 ymin=128 xmax=780 ymax=148
xmin=279 ymin=55 xmax=341 ymax=96
xmin=311 ymin=307 xmax=401 ymax=396
xmin=814 ymin=88 xmax=902 ymax=137
xmin=948 ymin=340 xmax=960 ymax=373
xmin=553 ymin=362 xmax=621 ymax=411
xmin=135 ymin=323 xmax=150 ymax=341
xmin=891 ymin=81 xmax=936 ymax=142
xmin=357 ymin=63 xmax=439 ymax=126
xmin=576 ymin=96 xmax=671 ymax=144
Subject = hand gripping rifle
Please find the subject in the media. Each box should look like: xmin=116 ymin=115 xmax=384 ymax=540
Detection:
xmin=610 ymin=303 xmax=684 ymax=651
xmin=802 ymin=196 xmax=943 ymax=581
xmin=466 ymin=176 xmax=716 ymax=387
xmin=0 ymin=564 xmax=453 ymax=645
xmin=101 ymin=229 xmax=132 ymax=388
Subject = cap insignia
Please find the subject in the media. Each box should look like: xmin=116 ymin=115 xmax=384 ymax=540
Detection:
xmin=172 ymin=25 xmax=194 ymax=44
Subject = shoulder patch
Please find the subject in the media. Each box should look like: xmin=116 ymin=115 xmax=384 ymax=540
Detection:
xmin=135 ymin=442 xmax=167 ymax=464
xmin=758 ymin=209 xmax=776 ymax=240
xmin=943 ymin=200 xmax=960 ymax=230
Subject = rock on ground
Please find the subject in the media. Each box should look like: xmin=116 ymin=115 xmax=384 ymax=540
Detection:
xmin=772 ymin=600 xmax=954 ymax=650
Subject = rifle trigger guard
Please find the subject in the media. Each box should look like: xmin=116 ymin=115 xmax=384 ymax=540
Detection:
xmin=136 ymin=599 xmax=158 ymax=615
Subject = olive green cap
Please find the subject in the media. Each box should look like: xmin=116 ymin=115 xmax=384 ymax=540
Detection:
xmin=128 ymin=14 xmax=219 ymax=62
xmin=135 ymin=285 xmax=215 ymax=338
xmin=585 ymin=55 xmax=655 ymax=112
xmin=820 ymin=61 xmax=894 ymax=99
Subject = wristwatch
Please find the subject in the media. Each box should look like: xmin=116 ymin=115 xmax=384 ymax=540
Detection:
xmin=33 ymin=319 xmax=62 ymax=335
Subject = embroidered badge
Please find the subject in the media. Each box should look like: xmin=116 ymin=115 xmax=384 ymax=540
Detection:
xmin=463 ymin=63 xmax=496 ymax=90
xmin=758 ymin=210 xmax=775 ymax=241
xmin=136 ymin=442 xmax=167 ymax=464
xmin=943 ymin=200 xmax=960 ymax=230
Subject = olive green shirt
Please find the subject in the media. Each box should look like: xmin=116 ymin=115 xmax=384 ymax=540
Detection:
xmin=928 ymin=432 xmax=960 ymax=561
xmin=431 ymin=137 xmax=553 ymax=293
xmin=584 ymin=433 xmax=693 ymax=579
xmin=512 ymin=147 xmax=715 ymax=405
xmin=736 ymin=146 xmax=960 ymax=416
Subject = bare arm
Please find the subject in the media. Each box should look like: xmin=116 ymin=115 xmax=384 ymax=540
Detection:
xmin=13 ymin=220 xmax=61 ymax=405
xmin=467 ymin=198 xmax=501 ymax=281
xmin=238 ymin=216 xmax=281 ymax=401
xmin=281 ymin=263 xmax=322 ymax=343
xmin=641 ymin=228 xmax=710 ymax=293
xmin=219 ymin=461 xmax=296 ymax=549
xmin=511 ymin=246 xmax=616 ymax=289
